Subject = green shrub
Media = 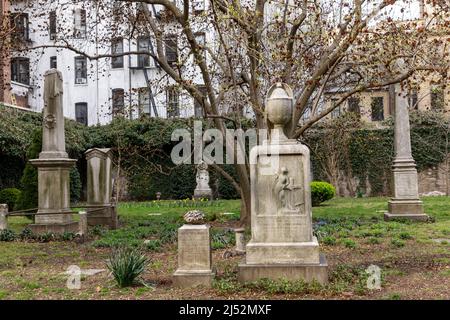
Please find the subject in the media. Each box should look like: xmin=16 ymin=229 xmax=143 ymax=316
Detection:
xmin=391 ymin=238 xmax=405 ymax=248
xmin=342 ymin=238 xmax=357 ymax=249
xmin=107 ymin=247 xmax=149 ymax=288
xmin=311 ymin=181 xmax=336 ymax=206
xmin=0 ymin=188 xmax=22 ymax=211
xmin=19 ymin=228 xmax=34 ymax=241
xmin=398 ymin=232 xmax=413 ymax=240
xmin=322 ymin=236 xmax=337 ymax=246
xmin=0 ymin=229 xmax=16 ymax=242
xmin=144 ymin=239 xmax=162 ymax=252
xmin=37 ymin=232 xmax=55 ymax=243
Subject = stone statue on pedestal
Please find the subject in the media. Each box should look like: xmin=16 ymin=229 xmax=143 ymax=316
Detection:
xmin=238 ymin=83 xmax=328 ymax=284
xmin=193 ymin=160 xmax=213 ymax=200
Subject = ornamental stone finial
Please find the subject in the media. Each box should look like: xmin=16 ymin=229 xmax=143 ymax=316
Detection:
xmin=266 ymin=83 xmax=294 ymax=142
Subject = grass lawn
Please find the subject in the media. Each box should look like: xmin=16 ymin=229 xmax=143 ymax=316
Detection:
xmin=0 ymin=197 xmax=449 ymax=300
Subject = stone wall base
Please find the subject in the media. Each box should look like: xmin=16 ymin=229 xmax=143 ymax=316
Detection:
xmin=385 ymin=199 xmax=429 ymax=221
xmin=172 ymin=270 xmax=215 ymax=288
xmin=246 ymin=237 xmax=320 ymax=265
xmin=193 ymin=189 xmax=213 ymax=200
xmin=238 ymin=254 xmax=328 ymax=284
xmin=29 ymin=221 xmax=79 ymax=234
xmin=87 ymin=207 xmax=118 ymax=229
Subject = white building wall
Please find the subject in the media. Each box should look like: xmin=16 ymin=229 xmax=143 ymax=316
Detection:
xmin=10 ymin=0 xmax=212 ymax=126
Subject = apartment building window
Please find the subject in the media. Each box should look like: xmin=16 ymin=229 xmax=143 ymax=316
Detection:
xmin=371 ymin=97 xmax=384 ymax=121
xmin=330 ymin=98 xmax=341 ymax=119
xmin=75 ymin=103 xmax=88 ymax=126
xmin=11 ymin=58 xmax=30 ymax=85
xmin=165 ymin=36 xmax=178 ymax=66
xmin=11 ymin=13 xmax=29 ymax=42
xmin=408 ymin=90 xmax=418 ymax=109
xmin=137 ymin=36 xmax=151 ymax=68
xmin=348 ymin=97 xmax=361 ymax=117
xmin=194 ymin=32 xmax=206 ymax=60
xmin=49 ymin=11 xmax=57 ymax=40
xmin=74 ymin=56 xmax=87 ymax=84
xmin=50 ymin=56 xmax=57 ymax=69
xmin=192 ymin=0 xmax=205 ymax=13
xmin=430 ymin=87 xmax=444 ymax=111
xmin=112 ymin=89 xmax=125 ymax=117
xmin=74 ymin=9 xmax=87 ymax=38
xmin=138 ymin=88 xmax=150 ymax=115
xmin=194 ymin=85 xmax=207 ymax=118
xmin=167 ymin=87 xmax=180 ymax=118
xmin=111 ymin=38 xmax=124 ymax=69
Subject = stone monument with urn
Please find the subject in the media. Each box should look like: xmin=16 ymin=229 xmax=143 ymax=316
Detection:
xmin=29 ymin=69 xmax=78 ymax=234
xmin=238 ymin=83 xmax=328 ymax=284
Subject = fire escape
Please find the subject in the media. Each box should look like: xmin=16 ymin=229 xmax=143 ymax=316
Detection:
xmin=130 ymin=3 xmax=161 ymax=118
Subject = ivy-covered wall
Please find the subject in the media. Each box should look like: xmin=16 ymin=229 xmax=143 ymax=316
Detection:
xmin=304 ymin=111 xmax=450 ymax=196
xmin=0 ymin=106 xmax=242 ymax=201
xmin=2 ymin=104 xmax=448 ymax=201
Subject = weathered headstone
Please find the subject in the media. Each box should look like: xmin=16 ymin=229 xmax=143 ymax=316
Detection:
xmin=78 ymin=210 xmax=88 ymax=237
xmin=0 ymin=204 xmax=8 ymax=231
xmin=193 ymin=160 xmax=213 ymax=200
xmin=29 ymin=70 xmax=78 ymax=234
xmin=235 ymin=228 xmax=246 ymax=253
xmin=85 ymin=148 xmax=117 ymax=228
xmin=238 ymin=83 xmax=328 ymax=284
xmin=384 ymin=84 xmax=429 ymax=221
xmin=173 ymin=223 xmax=215 ymax=288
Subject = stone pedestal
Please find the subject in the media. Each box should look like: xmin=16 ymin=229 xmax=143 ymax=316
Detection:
xmin=85 ymin=148 xmax=117 ymax=228
xmin=238 ymin=83 xmax=327 ymax=284
xmin=193 ymin=161 xmax=212 ymax=200
xmin=173 ymin=224 xmax=215 ymax=288
xmin=385 ymin=84 xmax=428 ymax=221
xmin=28 ymin=158 xmax=78 ymax=234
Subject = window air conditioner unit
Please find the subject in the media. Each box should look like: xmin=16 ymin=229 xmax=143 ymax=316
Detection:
xmin=76 ymin=78 xmax=87 ymax=84
xmin=193 ymin=1 xmax=205 ymax=12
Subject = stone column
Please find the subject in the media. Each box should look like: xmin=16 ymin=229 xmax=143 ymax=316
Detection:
xmin=384 ymin=84 xmax=429 ymax=221
xmin=0 ymin=204 xmax=8 ymax=231
xmin=238 ymin=83 xmax=328 ymax=284
xmin=193 ymin=160 xmax=213 ymax=200
xmin=173 ymin=224 xmax=215 ymax=288
xmin=85 ymin=148 xmax=117 ymax=228
xmin=29 ymin=70 xmax=78 ymax=234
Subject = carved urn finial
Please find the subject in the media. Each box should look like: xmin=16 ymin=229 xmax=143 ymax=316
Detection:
xmin=266 ymin=83 xmax=294 ymax=142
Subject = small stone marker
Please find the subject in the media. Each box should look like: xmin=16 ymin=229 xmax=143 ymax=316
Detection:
xmin=235 ymin=228 xmax=246 ymax=253
xmin=173 ymin=223 xmax=215 ymax=288
xmin=0 ymin=204 xmax=8 ymax=231
xmin=78 ymin=211 xmax=88 ymax=237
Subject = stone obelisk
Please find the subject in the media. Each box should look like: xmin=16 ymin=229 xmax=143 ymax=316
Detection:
xmin=29 ymin=69 xmax=78 ymax=234
xmin=384 ymin=84 xmax=429 ymax=221
xmin=238 ymin=83 xmax=328 ymax=284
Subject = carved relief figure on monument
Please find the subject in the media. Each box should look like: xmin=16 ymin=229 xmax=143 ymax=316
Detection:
xmin=273 ymin=166 xmax=304 ymax=215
